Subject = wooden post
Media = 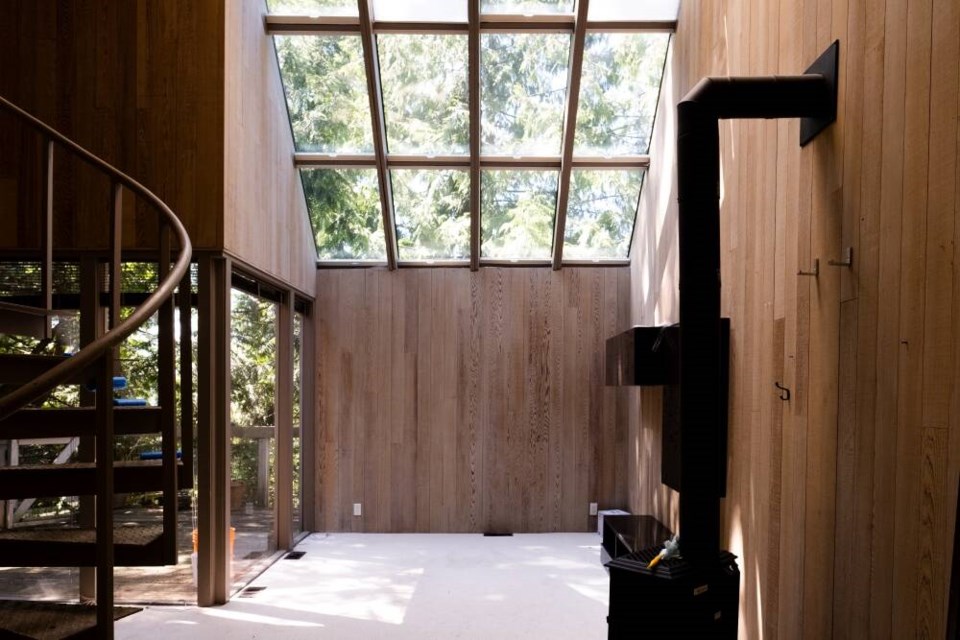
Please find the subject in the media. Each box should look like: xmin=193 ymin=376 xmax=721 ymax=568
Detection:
xmin=0 ymin=440 xmax=17 ymax=528
xmin=197 ymin=255 xmax=232 ymax=606
xmin=275 ymin=291 xmax=294 ymax=549
xmin=299 ymin=306 xmax=316 ymax=532
xmin=78 ymin=256 xmax=100 ymax=603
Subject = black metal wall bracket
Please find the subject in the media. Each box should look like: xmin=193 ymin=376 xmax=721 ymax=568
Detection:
xmin=800 ymin=40 xmax=840 ymax=146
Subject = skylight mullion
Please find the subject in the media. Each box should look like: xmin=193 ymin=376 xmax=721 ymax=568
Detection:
xmin=358 ymin=0 xmax=398 ymax=270
xmin=374 ymin=21 xmax=469 ymax=34
xmin=293 ymin=153 xmax=650 ymax=169
xmin=295 ymin=153 xmax=378 ymax=168
xmin=265 ymin=15 xmax=362 ymax=35
xmin=551 ymin=0 xmax=589 ymax=270
xmin=586 ymin=20 xmax=677 ymax=32
xmin=469 ymin=0 xmax=481 ymax=271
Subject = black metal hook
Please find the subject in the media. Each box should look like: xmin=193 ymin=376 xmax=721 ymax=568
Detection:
xmin=774 ymin=381 xmax=791 ymax=401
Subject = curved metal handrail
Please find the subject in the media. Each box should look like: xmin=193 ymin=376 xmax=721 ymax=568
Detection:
xmin=0 ymin=95 xmax=192 ymax=420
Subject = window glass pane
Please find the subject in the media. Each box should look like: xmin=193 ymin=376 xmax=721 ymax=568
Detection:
xmin=481 ymin=34 xmax=570 ymax=156
xmin=564 ymin=170 xmax=643 ymax=259
xmin=588 ymin=0 xmax=680 ymax=21
xmin=274 ymin=36 xmax=374 ymax=153
xmin=393 ymin=170 xmax=471 ymax=260
xmin=373 ymin=0 xmax=467 ymax=21
xmin=481 ymin=171 xmax=558 ymax=259
xmin=574 ymin=33 xmax=670 ymax=155
xmin=481 ymin=0 xmax=574 ymax=13
xmin=300 ymin=169 xmax=386 ymax=260
xmin=378 ymin=35 xmax=469 ymax=155
xmin=266 ymin=0 xmax=358 ymax=16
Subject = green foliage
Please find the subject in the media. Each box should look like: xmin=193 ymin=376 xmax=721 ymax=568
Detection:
xmin=481 ymin=0 xmax=574 ymax=13
xmin=481 ymin=33 xmax=570 ymax=155
xmin=276 ymin=35 xmax=373 ymax=153
xmin=267 ymin=0 xmax=357 ymax=15
xmin=564 ymin=169 xmax=645 ymax=259
xmin=301 ymin=168 xmax=386 ymax=260
xmin=394 ymin=170 xmax=470 ymax=260
xmin=230 ymin=291 xmax=276 ymax=429
xmin=379 ymin=34 xmax=469 ymax=155
xmin=481 ymin=171 xmax=557 ymax=259
xmin=575 ymin=33 xmax=671 ymax=155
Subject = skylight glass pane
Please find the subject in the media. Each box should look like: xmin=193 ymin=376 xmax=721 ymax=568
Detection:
xmin=300 ymin=169 xmax=386 ymax=261
xmin=564 ymin=169 xmax=643 ymax=260
xmin=378 ymin=35 xmax=469 ymax=155
xmin=588 ymin=0 xmax=680 ymax=21
xmin=266 ymin=0 xmax=358 ymax=16
xmin=481 ymin=34 xmax=570 ymax=156
xmin=481 ymin=0 xmax=574 ymax=14
xmin=275 ymin=36 xmax=374 ymax=153
xmin=393 ymin=170 xmax=471 ymax=260
xmin=373 ymin=0 xmax=467 ymax=21
xmin=574 ymin=33 xmax=670 ymax=155
xmin=481 ymin=171 xmax=558 ymax=259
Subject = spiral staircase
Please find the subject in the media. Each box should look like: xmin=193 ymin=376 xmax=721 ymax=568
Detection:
xmin=0 ymin=96 xmax=192 ymax=639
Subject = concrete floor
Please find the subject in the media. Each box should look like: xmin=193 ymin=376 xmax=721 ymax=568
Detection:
xmin=116 ymin=532 xmax=611 ymax=639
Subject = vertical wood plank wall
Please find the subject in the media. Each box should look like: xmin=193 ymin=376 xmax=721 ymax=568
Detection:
xmin=0 ymin=1 xmax=225 ymax=252
xmin=315 ymin=268 xmax=630 ymax=533
xmin=629 ymin=0 xmax=960 ymax=637
xmin=223 ymin=0 xmax=317 ymax=296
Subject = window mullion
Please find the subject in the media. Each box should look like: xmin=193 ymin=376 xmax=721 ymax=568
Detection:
xmin=469 ymin=0 xmax=481 ymax=271
xmin=551 ymin=0 xmax=590 ymax=270
xmin=358 ymin=0 xmax=398 ymax=270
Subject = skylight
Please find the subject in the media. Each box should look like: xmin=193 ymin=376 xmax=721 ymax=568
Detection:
xmin=267 ymin=0 xmax=674 ymax=268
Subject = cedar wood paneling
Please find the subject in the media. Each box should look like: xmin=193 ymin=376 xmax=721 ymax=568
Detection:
xmin=629 ymin=0 xmax=960 ymax=637
xmin=314 ymin=268 xmax=631 ymax=533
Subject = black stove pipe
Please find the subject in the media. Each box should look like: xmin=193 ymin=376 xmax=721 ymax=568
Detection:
xmin=676 ymin=46 xmax=838 ymax=567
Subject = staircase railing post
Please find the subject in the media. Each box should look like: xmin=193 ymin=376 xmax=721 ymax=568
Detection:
xmin=40 ymin=138 xmax=53 ymax=339
xmin=179 ymin=269 xmax=194 ymax=490
xmin=158 ymin=220 xmax=177 ymax=564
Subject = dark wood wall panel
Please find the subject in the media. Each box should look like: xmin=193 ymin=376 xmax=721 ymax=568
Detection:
xmin=628 ymin=0 xmax=960 ymax=637
xmin=0 ymin=0 xmax=224 ymax=252
xmin=315 ymin=268 xmax=630 ymax=533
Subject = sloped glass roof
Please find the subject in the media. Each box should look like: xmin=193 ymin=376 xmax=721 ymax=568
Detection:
xmin=267 ymin=0 xmax=674 ymax=266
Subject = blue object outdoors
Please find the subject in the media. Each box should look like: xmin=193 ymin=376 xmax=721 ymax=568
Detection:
xmin=114 ymin=398 xmax=148 ymax=407
xmin=83 ymin=376 xmax=128 ymax=392
xmin=138 ymin=450 xmax=182 ymax=460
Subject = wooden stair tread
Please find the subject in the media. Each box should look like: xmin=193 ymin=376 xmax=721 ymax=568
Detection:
xmin=0 ymin=406 xmax=163 ymax=439
xmin=0 ymin=524 xmax=163 ymax=546
xmin=0 ymin=460 xmax=188 ymax=499
xmin=0 ymin=525 xmax=168 ymax=567
xmin=0 ymin=353 xmax=87 ymax=385
xmin=0 ymin=600 xmax=140 ymax=639
xmin=0 ymin=302 xmax=52 ymax=339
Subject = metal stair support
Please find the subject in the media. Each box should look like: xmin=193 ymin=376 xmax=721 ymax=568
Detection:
xmin=0 ymin=94 xmax=192 ymax=639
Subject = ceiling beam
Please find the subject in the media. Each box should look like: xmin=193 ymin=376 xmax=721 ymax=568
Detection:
xmin=294 ymin=153 xmax=650 ymax=169
xmin=469 ymin=0 xmax=481 ymax=271
xmin=265 ymin=14 xmax=676 ymax=36
xmin=551 ymin=0 xmax=590 ymax=271
xmin=357 ymin=0 xmax=398 ymax=270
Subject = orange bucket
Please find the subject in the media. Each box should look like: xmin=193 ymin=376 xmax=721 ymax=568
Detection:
xmin=192 ymin=527 xmax=236 ymax=556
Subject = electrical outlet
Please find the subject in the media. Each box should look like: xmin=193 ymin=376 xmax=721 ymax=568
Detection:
xmin=353 ymin=503 xmax=362 ymax=517
xmin=589 ymin=502 xmax=598 ymax=516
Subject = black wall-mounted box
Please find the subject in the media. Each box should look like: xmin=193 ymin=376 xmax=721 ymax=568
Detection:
xmin=605 ymin=320 xmax=730 ymax=498
xmin=605 ymin=325 xmax=677 ymax=386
